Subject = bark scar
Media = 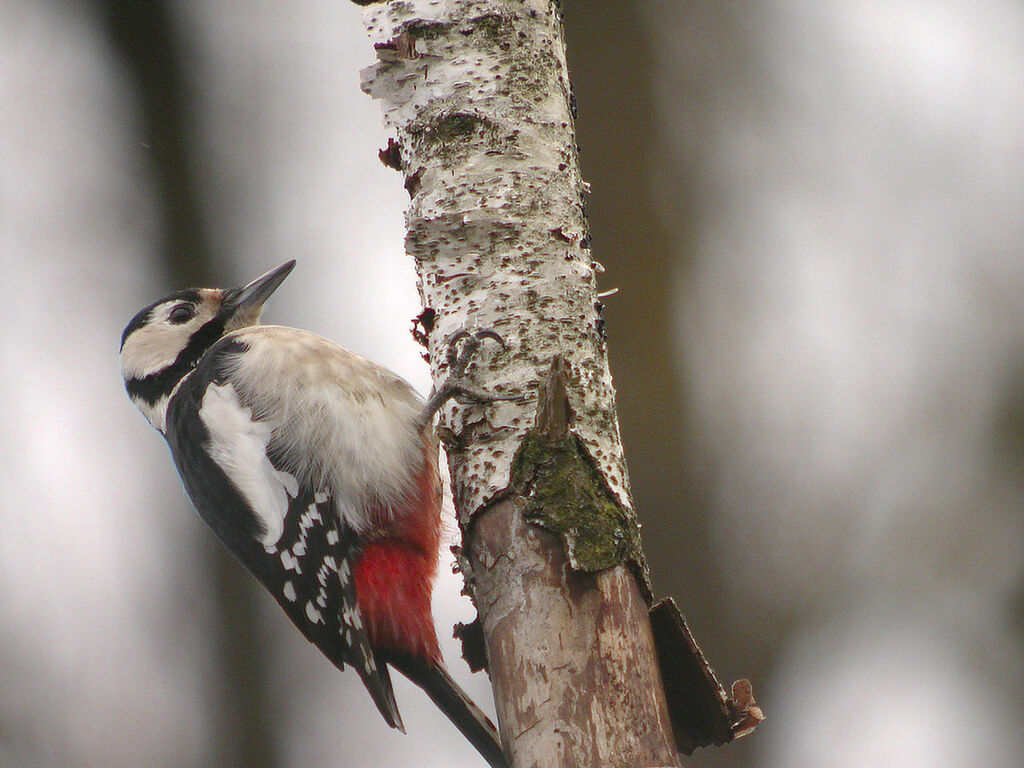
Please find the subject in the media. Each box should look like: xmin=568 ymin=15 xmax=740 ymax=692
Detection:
xmin=373 ymin=30 xmax=419 ymax=62
xmin=509 ymin=355 xmax=652 ymax=599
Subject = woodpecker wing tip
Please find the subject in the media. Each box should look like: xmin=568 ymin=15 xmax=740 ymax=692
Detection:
xmin=358 ymin=656 xmax=406 ymax=733
xmin=380 ymin=692 xmax=406 ymax=733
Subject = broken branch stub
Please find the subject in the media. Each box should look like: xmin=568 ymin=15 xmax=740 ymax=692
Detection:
xmin=650 ymin=599 xmax=765 ymax=754
xmin=511 ymin=355 xmax=652 ymax=597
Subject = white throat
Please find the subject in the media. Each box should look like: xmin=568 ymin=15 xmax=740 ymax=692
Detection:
xmin=130 ymin=374 xmax=191 ymax=434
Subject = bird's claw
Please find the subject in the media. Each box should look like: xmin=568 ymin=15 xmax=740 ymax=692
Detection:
xmin=444 ymin=329 xmax=506 ymax=373
xmin=418 ymin=329 xmax=518 ymax=426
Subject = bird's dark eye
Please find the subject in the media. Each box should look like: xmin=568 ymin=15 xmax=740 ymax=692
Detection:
xmin=168 ymin=304 xmax=195 ymax=324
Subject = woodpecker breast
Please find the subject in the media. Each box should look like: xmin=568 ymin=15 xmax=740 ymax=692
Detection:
xmin=176 ymin=325 xmax=427 ymax=539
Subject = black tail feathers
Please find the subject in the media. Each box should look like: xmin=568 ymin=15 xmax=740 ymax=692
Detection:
xmin=387 ymin=653 xmax=508 ymax=768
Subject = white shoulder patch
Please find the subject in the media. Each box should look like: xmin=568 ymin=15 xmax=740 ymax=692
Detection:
xmin=199 ymin=382 xmax=297 ymax=546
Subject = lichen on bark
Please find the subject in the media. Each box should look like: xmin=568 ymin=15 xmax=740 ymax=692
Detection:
xmin=507 ymin=354 xmax=652 ymax=597
xmin=512 ymin=430 xmax=642 ymax=570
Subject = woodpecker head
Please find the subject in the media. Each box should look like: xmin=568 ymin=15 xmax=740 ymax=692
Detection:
xmin=120 ymin=260 xmax=295 ymax=432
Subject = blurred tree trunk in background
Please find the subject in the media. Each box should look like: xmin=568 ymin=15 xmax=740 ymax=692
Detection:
xmin=96 ymin=3 xmax=279 ymax=767
xmin=562 ymin=5 xmax=755 ymax=766
xmin=561 ymin=0 xmax=721 ymax=661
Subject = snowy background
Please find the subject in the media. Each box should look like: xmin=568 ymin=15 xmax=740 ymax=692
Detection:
xmin=1 ymin=2 xmax=1022 ymax=767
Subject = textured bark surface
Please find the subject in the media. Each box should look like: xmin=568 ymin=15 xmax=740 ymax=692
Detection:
xmin=358 ymin=1 xmax=679 ymax=765
xmin=360 ymin=0 xmax=629 ymax=521
xmin=469 ymin=502 xmax=677 ymax=767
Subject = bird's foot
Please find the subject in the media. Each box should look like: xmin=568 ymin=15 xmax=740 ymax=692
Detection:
xmin=419 ymin=329 xmax=519 ymax=424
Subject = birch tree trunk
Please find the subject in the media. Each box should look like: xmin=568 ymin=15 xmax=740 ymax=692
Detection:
xmin=357 ymin=2 xmax=680 ymax=765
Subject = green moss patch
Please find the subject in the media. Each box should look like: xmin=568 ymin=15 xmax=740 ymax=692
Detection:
xmin=511 ymin=430 xmax=644 ymax=575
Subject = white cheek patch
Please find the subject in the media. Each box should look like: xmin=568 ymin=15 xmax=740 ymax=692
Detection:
xmin=120 ymin=301 xmax=203 ymax=380
xmin=199 ymin=382 xmax=298 ymax=547
xmin=120 ymin=326 xmax=186 ymax=380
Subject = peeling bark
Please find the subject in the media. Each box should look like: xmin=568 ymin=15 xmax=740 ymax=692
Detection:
xmin=357 ymin=1 xmax=679 ymax=765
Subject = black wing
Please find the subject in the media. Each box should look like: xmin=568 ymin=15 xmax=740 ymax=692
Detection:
xmin=164 ymin=338 xmax=405 ymax=729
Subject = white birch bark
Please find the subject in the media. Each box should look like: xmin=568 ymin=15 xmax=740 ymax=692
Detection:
xmin=358 ymin=1 xmax=679 ymax=765
xmin=360 ymin=0 xmax=628 ymax=515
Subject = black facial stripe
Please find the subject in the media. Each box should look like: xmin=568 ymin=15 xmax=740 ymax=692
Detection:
xmin=125 ymin=314 xmax=229 ymax=405
xmin=120 ymin=289 xmax=203 ymax=350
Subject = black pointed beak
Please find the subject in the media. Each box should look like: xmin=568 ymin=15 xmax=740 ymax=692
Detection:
xmin=224 ymin=260 xmax=295 ymax=318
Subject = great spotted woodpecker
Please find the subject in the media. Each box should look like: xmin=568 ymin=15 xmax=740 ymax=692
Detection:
xmin=119 ymin=261 xmax=506 ymax=767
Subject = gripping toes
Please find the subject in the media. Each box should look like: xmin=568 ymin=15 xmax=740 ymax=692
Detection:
xmin=419 ymin=329 xmax=518 ymax=424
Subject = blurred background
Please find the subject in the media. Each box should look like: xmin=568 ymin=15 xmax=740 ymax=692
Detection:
xmin=2 ymin=1 xmax=1023 ymax=766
